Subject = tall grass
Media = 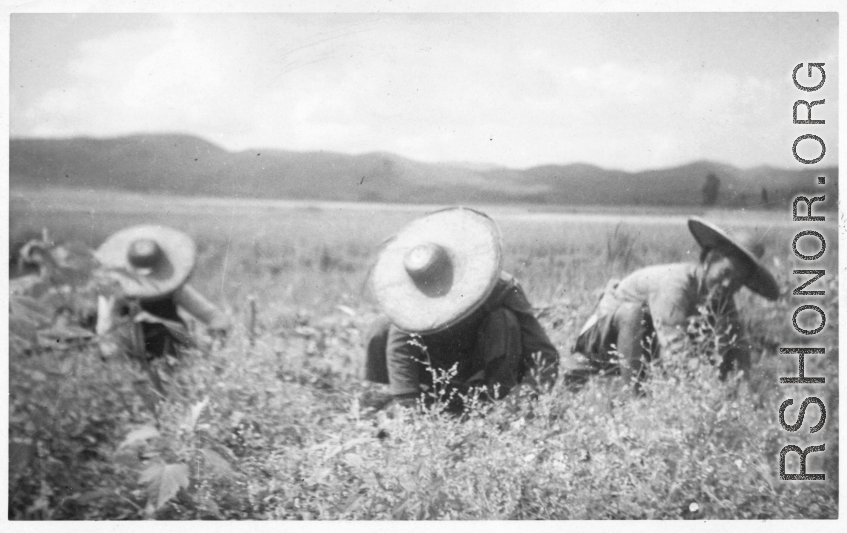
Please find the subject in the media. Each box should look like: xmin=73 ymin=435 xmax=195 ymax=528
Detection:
xmin=8 ymin=189 xmax=838 ymax=519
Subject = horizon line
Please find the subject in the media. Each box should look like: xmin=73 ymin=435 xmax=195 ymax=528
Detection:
xmin=10 ymin=131 xmax=840 ymax=175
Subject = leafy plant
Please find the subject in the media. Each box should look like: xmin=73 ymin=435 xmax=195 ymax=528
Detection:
xmin=7 ymin=205 xmax=838 ymax=520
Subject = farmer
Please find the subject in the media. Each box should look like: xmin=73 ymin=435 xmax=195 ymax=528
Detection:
xmin=568 ymin=217 xmax=780 ymax=390
xmin=365 ymin=207 xmax=560 ymax=411
xmin=9 ymin=235 xmax=100 ymax=352
xmin=94 ymin=225 xmax=230 ymax=360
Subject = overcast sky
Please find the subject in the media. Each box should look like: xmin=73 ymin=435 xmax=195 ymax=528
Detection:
xmin=9 ymin=12 xmax=838 ymax=171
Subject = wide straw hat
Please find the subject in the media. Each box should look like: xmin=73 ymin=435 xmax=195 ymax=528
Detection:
xmin=95 ymin=225 xmax=196 ymax=301
xmin=371 ymin=207 xmax=502 ymax=334
xmin=687 ymin=217 xmax=780 ymax=300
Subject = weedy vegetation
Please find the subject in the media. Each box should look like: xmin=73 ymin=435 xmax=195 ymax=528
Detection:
xmin=8 ymin=189 xmax=839 ymax=519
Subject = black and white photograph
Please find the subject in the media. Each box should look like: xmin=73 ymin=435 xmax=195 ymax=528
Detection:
xmin=4 ymin=2 xmax=841 ymax=522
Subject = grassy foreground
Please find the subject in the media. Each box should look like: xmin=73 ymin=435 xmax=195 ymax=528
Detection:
xmin=8 ymin=190 xmax=839 ymax=519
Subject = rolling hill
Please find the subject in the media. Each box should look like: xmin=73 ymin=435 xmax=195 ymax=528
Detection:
xmin=9 ymin=134 xmax=838 ymax=208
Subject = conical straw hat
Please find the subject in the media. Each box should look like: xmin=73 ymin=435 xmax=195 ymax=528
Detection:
xmin=688 ymin=217 xmax=780 ymax=300
xmin=95 ymin=225 xmax=196 ymax=301
xmin=371 ymin=207 xmax=502 ymax=334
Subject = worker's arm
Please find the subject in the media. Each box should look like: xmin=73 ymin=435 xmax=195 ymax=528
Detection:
xmin=173 ymin=284 xmax=231 ymax=335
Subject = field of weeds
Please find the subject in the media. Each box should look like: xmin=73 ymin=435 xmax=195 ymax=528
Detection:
xmin=7 ymin=188 xmax=839 ymax=519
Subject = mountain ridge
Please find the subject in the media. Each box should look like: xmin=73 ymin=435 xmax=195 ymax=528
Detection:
xmin=10 ymin=134 xmax=838 ymax=208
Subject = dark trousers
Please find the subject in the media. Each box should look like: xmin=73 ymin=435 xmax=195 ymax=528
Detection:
xmin=139 ymin=298 xmax=186 ymax=359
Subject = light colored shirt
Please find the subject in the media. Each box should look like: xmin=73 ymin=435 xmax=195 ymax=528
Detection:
xmin=597 ymin=262 xmax=749 ymax=368
xmin=173 ymin=284 xmax=230 ymax=331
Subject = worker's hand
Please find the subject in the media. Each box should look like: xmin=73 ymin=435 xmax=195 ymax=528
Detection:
xmin=386 ymin=394 xmax=424 ymax=417
xmin=391 ymin=395 xmax=419 ymax=410
xmin=206 ymin=314 xmax=232 ymax=346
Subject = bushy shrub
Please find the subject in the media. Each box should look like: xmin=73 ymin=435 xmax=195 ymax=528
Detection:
xmin=8 ymin=204 xmax=838 ymax=519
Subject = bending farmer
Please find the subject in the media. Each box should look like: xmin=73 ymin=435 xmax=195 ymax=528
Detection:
xmin=95 ymin=225 xmax=230 ymax=360
xmin=365 ymin=207 xmax=559 ymax=411
xmin=569 ymin=217 xmax=780 ymax=390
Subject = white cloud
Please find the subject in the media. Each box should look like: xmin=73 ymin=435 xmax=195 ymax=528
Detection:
xmin=12 ymin=14 xmax=839 ymax=171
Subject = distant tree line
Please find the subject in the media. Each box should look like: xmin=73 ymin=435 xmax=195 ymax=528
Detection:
xmin=699 ymin=173 xmax=832 ymax=210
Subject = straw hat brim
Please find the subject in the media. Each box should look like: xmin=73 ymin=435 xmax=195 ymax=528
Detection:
xmin=687 ymin=217 xmax=780 ymax=300
xmin=95 ymin=225 xmax=196 ymax=301
xmin=371 ymin=207 xmax=502 ymax=334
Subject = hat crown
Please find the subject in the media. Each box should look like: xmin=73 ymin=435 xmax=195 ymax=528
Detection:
xmin=127 ymin=238 xmax=163 ymax=269
xmin=372 ymin=207 xmax=501 ymax=333
xmin=404 ymin=243 xmax=453 ymax=296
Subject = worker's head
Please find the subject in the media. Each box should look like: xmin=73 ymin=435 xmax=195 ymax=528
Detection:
xmin=371 ymin=207 xmax=502 ymax=335
xmin=700 ymin=246 xmax=755 ymax=299
xmin=94 ymin=225 xmax=195 ymax=359
xmin=95 ymin=225 xmax=196 ymax=300
xmin=688 ymin=217 xmax=780 ymax=301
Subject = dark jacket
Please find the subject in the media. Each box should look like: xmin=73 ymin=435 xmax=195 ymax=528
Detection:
xmin=366 ymin=272 xmax=559 ymax=401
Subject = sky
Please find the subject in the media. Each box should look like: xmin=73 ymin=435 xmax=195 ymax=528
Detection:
xmin=9 ymin=11 xmax=839 ymax=171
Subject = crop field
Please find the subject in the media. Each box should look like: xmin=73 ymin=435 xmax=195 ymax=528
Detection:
xmin=7 ymin=187 xmax=839 ymax=519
